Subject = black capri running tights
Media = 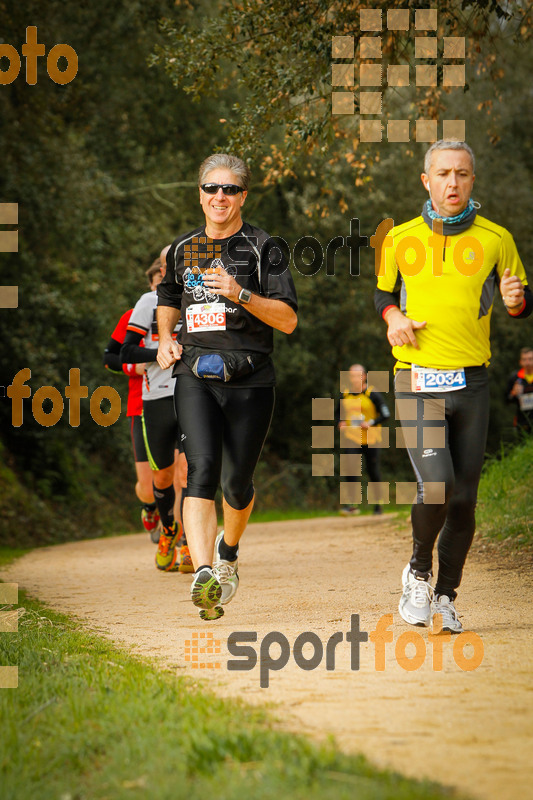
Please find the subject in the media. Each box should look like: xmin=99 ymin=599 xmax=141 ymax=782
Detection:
xmin=395 ymin=366 xmax=490 ymax=599
xmin=175 ymin=373 xmax=275 ymax=510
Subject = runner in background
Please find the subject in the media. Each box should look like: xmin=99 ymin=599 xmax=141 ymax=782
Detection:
xmin=338 ymin=363 xmax=390 ymax=515
xmin=103 ymin=266 xmax=161 ymax=540
xmin=121 ymin=257 xmax=192 ymax=573
xmin=505 ymin=346 xmax=533 ymax=434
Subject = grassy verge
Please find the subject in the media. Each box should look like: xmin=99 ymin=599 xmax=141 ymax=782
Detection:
xmin=476 ymin=437 xmax=533 ymax=548
xmin=0 ymin=593 xmax=467 ymax=800
xmin=230 ymin=506 xmax=405 ymax=525
xmin=0 ymin=547 xmax=32 ymax=569
xmin=248 ymin=508 xmax=335 ymax=523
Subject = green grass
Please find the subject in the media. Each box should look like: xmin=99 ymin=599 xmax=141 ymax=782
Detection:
xmin=248 ymin=507 xmax=336 ymax=523
xmin=476 ymin=437 xmax=533 ymax=548
xmin=248 ymin=506 xmax=409 ymax=525
xmin=0 ymin=593 xmax=467 ymax=800
xmin=0 ymin=547 xmax=32 ymax=568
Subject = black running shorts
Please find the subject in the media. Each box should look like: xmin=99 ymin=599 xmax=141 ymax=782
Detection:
xmin=141 ymin=396 xmax=181 ymax=471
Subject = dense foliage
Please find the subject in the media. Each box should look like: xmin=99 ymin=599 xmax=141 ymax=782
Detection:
xmin=1 ymin=1 xmax=531 ymax=543
xmin=154 ymin=0 xmax=532 ymax=199
xmin=0 ymin=0 xmax=224 ymax=540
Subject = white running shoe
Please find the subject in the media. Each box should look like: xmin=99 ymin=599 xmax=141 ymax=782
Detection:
xmin=432 ymin=594 xmax=463 ymax=634
xmin=213 ymin=530 xmax=239 ymax=606
xmin=399 ymin=564 xmax=433 ymax=627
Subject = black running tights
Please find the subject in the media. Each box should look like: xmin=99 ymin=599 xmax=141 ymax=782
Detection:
xmin=395 ymin=367 xmax=490 ymax=599
xmin=175 ymin=374 xmax=275 ymax=510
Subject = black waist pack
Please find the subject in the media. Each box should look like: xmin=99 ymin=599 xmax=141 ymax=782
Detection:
xmin=181 ymin=346 xmax=268 ymax=382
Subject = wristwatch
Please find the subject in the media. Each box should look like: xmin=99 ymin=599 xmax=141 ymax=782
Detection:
xmin=238 ymin=288 xmax=252 ymax=304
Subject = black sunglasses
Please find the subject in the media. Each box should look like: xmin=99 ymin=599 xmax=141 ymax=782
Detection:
xmin=201 ymin=183 xmax=243 ymax=196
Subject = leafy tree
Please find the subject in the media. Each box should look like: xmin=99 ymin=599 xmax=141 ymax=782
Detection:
xmin=0 ymin=0 xmax=234 ymax=540
xmin=1 ymin=0 xmax=531 ymax=538
xmin=153 ymin=0 xmax=532 ymax=205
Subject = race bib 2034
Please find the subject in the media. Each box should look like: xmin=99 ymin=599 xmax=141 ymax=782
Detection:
xmin=412 ymin=365 xmax=466 ymax=393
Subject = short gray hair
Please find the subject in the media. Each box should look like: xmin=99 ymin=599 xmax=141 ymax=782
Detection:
xmin=198 ymin=154 xmax=251 ymax=191
xmin=424 ymin=140 xmax=475 ymax=175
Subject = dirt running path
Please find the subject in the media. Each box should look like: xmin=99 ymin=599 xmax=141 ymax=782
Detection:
xmin=2 ymin=516 xmax=532 ymax=799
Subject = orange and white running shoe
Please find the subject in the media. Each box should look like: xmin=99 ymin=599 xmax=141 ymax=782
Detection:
xmin=155 ymin=522 xmax=179 ymax=571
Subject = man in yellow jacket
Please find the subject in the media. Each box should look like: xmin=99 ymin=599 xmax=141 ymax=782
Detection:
xmin=338 ymin=363 xmax=390 ymax=515
xmin=375 ymin=140 xmax=531 ymax=633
